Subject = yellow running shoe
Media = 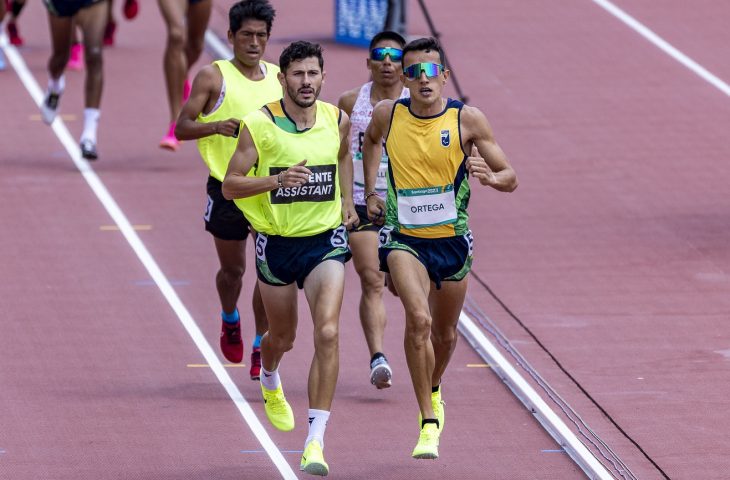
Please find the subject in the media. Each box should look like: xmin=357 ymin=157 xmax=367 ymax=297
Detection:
xmin=412 ymin=423 xmax=440 ymax=459
xmin=300 ymin=439 xmax=329 ymax=476
xmin=418 ymin=386 xmax=445 ymax=431
xmin=261 ymin=384 xmax=294 ymax=431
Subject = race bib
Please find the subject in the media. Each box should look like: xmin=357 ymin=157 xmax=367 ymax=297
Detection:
xmin=353 ymin=152 xmax=389 ymax=192
xmin=396 ymin=185 xmax=457 ymax=228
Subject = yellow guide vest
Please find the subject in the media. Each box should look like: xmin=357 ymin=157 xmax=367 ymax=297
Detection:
xmin=236 ymin=100 xmax=343 ymax=237
xmin=196 ymin=60 xmax=282 ymax=181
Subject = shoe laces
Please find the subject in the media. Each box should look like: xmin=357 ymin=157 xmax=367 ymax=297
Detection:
xmin=418 ymin=423 xmax=439 ymax=443
xmin=222 ymin=323 xmax=241 ymax=343
xmin=266 ymin=388 xmax=289 ymax=414
xmin=251 ymin=350 xmax=261 ymax=367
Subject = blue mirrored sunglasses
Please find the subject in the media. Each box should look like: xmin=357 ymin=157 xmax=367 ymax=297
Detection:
xmin=402 ymin=62 xmax=444 ymax=81
xmin=370 ymin=47 xmax=403 ymax=62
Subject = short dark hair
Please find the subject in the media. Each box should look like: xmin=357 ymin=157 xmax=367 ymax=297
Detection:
xmin=279 ymin=41 xmax=324 ymax=73
xmin=229 ymin=0 xmax=276 ymax=35
xmin=402 ymin=37 xmax=444 ymax=65
xmin=369 ymin=30 xmax=406 ymax=50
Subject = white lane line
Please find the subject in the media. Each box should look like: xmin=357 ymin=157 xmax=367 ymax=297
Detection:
xmin=590 ymin=0 xmax=730 ymax=97
xmin=458 ymin=313 xmax=614 ymax=480
xmin=0 ymin=34 xmax=298 ymax=480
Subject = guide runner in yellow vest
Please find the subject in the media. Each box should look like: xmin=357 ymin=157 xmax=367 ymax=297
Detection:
xmin=175 ymin=0 xmax=279 ymax=380
xmin=363 ymin=37 xmax=519 ymax=460
xmin=222 ymin=40 xmax=357 ymax=477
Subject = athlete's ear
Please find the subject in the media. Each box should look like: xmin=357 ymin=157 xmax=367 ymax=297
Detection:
xmin=227 ymin=29 xmax=234 ymax=44
xmin=442 ymin=68 xmax=450 ymax=84
xmin=322 ymin=70 xmax=326 ymax=84
xmin=278 ymin=71 xmax=285 ymax=87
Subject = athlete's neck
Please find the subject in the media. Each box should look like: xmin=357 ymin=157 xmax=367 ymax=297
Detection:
xmin=370 ymin=81 xmax=404 ymax=105
xmin=410 ymin=97 xmax=446 ymax=117
xmin=230 ymin=58 xmax=265 ymax=81
xmin=281 ymin=96 xmax=317 ymax=131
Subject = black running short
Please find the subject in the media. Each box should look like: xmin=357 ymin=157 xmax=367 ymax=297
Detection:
xmin=44 ymin=0 xmax=104 ymax=17
xmin=255 ymin=226 xmax=351 ymax=289
xmin=204 ymin=176 xmax=251 ymax=241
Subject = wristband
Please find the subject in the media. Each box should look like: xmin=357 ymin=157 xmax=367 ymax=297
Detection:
xmin=277 ymin=172 xmax=284 ymax=188
xmin=364 ymin=191 xmax=379 ymax=201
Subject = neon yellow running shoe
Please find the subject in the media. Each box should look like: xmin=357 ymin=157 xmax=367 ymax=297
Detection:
xmin=411 ymin=423 xmax=440 ymax=459
xmin=418 ymin=386 xmax=445 ymax=431
xmin=261 ymin=384 xmax=294 ymax=431
xmin=300 ymin=439 xmax=329 ymax=476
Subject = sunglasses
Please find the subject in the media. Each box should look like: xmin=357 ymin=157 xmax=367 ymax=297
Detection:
xmin=402 ymin=62 xmax=444 ymax=81
xmin=370 ymin=47 xmax=403 ymax=62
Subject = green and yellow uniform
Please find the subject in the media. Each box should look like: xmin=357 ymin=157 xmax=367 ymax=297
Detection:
xmin=379 ymin=98 xmax=473 ymax=287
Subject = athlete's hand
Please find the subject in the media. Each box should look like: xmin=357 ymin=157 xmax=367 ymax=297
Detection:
xmin=466 ymin=145 xmax=497 ymax=186
xmin=279 ymin=160 xmax=312 ymax=188
xmin=366 ymin=194 xmax=386 ymax=225
xmin=216 ymin=118 xmax=242 ymax=137
xmin=342 ymin=201 xmax=359 ymax=230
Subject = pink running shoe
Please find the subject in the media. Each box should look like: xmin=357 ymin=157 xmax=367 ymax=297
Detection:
xmin=182 ymin=78 xmax=192 ymax=103
xmin=159 ymin=122 xmax=180 ymax=151
xmin=67 ymin=43 xmax=84 ymax=71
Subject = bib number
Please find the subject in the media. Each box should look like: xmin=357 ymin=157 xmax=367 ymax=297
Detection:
xmin=396 ymin=185 xmax=457 ymax=228
xmin=255 ymin=233 xmax=268 ymax=261
xmin=330 ymin=225 xmax=348 ymax=248
xmin=378 ymin=225 xmax=394 ymax=248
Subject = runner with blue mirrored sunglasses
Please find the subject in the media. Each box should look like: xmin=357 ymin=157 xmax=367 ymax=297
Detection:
xmin=402 ymin=62 xmax=444 ymax=81
xmin=370 ymin=47 xmax=403 ymax=62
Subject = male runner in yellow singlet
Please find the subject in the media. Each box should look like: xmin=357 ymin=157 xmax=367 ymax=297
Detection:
xmin=363 ymin=37 xmax=518 ymax=460
xmin=175 ymin=0 xmax=278 ymax=380
xmin=223 ymin=40 xmax=357 ymax=476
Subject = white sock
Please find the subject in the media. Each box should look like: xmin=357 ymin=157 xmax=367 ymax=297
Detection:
xmin=305 ymin=409 xmax=330 ymax=449
xmin=260 ymin=366 xmax=280 ymax=390
xmin=81 ymin=108 xmax=100 ymax=143
xmin=48 ymin=75 xmax=65 ymax=94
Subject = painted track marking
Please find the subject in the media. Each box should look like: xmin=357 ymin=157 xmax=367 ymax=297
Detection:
xmin=590 ymin=0 xmax=730 ymax=97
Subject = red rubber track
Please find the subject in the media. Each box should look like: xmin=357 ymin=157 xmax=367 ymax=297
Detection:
xmin=0 ymin=1 xmax=580 ymax=479
xmin=2 ymin=1 xmax=729 ymax=479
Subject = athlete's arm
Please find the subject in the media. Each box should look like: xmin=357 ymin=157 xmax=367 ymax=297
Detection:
xmin=337 ymin=111 xmax=358 ymax=229
xmin=336 ymin=87 xmax=359 ymax=116
xmin=461 ymin=105 xmax=518 ymax=192
xmin=174 ymin=65 xmax=240 ymax=140
xmin=363 ymin=99 xmax=393 ymax=223
xmin=222 ymin=124 xmax=311 ymax=200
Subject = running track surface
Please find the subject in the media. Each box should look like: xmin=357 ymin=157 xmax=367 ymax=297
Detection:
xmin=1 ymin=1 xmax=729 ymax=479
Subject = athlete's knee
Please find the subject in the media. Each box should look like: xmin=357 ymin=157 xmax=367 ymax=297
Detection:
xmin=405 ymin=310 xmax=432 ymax=344
xmin=218 ymin=265 xmax=244 ymax=284
xmin=166 ymin=25 xmax=186 ymax=49
xmin=313 ymin=322 xmax=339 ymax=351
xmin=268 ymin=330 xmax=296 ymax=353
xmin=186 ymin=40 xmax=204 ymax=61
xmin=358 ymin=267 xmax=384 ymax=297
xmin=84 ymin=46 xmax=103 ymax=71
xmin=431 ymin=327 xmax=457 ymax=349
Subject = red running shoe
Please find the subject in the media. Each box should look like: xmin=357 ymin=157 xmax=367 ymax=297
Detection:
xmin=220 ymin=321 xmax=243 ymax=363
xmin=103 ymin=20 xmax=116 ymax=46
xmin=7 ymin=21 xmax=23 ymax=46
xmin=250 ymin=347 xmax=261 ymax=380
xmin=123 ymin=0 xmax=139 ymax=20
